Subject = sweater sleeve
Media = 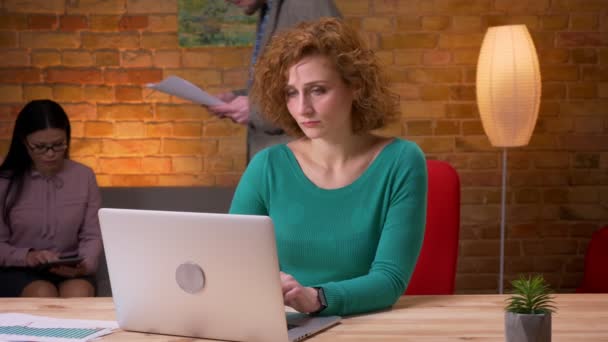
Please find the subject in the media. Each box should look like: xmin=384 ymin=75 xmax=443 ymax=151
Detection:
xmin=229 ymin=149 xmax=269 ymax=216
xmin=0 ymin=180 xmax=30 ymax=267
xmin=77 ymin=168 xmax=103 ymax=274
xmin=318 ymin=145 xmax=428 ymax=316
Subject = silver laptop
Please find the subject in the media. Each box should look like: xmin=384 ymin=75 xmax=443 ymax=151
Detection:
xmin=98 ymin=208 xmax=341 ymax=342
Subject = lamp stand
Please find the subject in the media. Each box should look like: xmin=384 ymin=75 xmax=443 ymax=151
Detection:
xmin=499 ymin=147 xmax=507 ymax=294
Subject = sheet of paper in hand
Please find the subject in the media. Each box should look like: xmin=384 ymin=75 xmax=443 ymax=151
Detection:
xmin=146 ymin=76 xmax=225 ymax=106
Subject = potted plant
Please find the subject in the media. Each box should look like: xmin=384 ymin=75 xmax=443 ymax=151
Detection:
xmin=505 ymin=275 xmax=556 ymax=342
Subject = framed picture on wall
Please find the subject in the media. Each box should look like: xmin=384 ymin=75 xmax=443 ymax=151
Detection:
xmin=178 ymin=0 xmax=257 ymax=47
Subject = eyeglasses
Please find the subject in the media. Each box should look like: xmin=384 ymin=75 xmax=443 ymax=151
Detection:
xmin=26 ymin=141 xmax=68 ymax=155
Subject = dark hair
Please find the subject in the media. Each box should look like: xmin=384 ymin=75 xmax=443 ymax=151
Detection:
xmin=0 ymin=99 xmax=71 ymax=229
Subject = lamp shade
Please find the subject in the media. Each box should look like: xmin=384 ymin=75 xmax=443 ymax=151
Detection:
xmin=476 ymin=25 xmax=541 ymax=147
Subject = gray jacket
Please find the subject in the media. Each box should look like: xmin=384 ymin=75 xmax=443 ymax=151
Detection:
xmin=244 ymin=0 xmax=341 ymax=159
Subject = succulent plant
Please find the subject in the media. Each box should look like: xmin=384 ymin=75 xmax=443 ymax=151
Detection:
xmin=505 ymin=275 xmax=556 ymax=315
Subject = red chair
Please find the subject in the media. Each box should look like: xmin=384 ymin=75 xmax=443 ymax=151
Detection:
xmin=577 ymin=226 xmax=608 ymax=293
xmin=405 ymin=160 xmax=461 ymax=295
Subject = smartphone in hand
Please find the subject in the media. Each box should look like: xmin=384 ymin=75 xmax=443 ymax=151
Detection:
xmin=40 ymin=256 xmax=84 ymax=268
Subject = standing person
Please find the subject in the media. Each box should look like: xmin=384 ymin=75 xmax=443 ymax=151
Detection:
xmin=208 ymin=0 xmax=341 ymax=160
xmin=229 ymin=18 xmax=428 ymax=316
xmin=0 ymin=99 xmax=102 ymax=298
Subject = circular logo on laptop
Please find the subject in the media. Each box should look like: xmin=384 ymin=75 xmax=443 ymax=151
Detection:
xmin=175 ymin=262 xmax=205 ymax=294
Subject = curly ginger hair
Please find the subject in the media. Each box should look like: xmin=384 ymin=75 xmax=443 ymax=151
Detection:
xmin=250 ymin=17 xmax=399 ymax=137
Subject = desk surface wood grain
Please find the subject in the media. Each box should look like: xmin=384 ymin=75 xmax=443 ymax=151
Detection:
xmin=1 ymin=294 xmax=607 ymax=341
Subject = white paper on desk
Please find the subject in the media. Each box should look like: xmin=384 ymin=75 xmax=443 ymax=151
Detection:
xmin=0 ymin=313 xmax=118 ymax=342
xmin=146 ymin=75 xmax=225 ymax=106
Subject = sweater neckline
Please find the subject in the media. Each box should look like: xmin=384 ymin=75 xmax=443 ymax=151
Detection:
xmin=281 ymin=138 xmax=399 ymax=195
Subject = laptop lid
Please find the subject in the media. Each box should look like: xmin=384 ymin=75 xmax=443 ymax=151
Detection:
xmin=98 ymin=208 xmax=339 ymax=342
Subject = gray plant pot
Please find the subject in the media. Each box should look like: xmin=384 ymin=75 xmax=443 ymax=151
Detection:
xmin=505 ymin=311 xmax=551 ymax=342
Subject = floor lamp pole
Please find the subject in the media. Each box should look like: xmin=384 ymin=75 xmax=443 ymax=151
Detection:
xmin=499 ymin=147 xmax=507 ymax=294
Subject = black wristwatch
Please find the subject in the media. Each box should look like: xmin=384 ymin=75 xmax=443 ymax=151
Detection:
xmin=310 ymin=287 xmax=327 ymax=316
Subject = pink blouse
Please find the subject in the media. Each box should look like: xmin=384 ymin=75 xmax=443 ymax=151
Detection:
xmin=0 ymin=159 xmax=102 ymax=273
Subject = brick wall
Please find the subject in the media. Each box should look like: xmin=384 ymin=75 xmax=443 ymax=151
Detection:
xmin=0 ymin=0 xmax=606 ymax=293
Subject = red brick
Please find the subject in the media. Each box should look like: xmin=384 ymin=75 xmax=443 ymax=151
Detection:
xmin=334 ymin=0 xmax=368 ymax=16
xmin=173 ymin=123 xmax=202 ymax=137
xmin=423 ymin=50 xmax=451 ymax=65
xmin=99 ymin=157 xmax=142 ymax=174
xmin=153 ymin=50 xmax=181 ymax=68
xmin=538 ymin=48 xmax=569 ymax=65
xmin=0 ymin=68 xmax=41 ymax=83
xmin=28 ymin=15 xmax=58 ymax=30
xmin=23 ymin=85 xmax=53 ymax=101
xmin=446 ymin=103 xmax=478 ymax=119
xmin=70 ymin=139 xmax=102 ymax=156
xmin=455 ymin=136 xmax=496 ymax=152
xmin=119 ymin=15 xmax=148 ymax=30
xmin=141 ymin=33 xmax=179 ymax=49
xmin=541 ymin=15 xmax=569 ymax=30
xmin=127 ymin=68 xmax=162 ymax=84
xmin=114 ymin=121 xmax=145 ymax=137
xmin=89 ymin=15 xmax=120 ymax=31
xmin=102 ymin=139 xmax=160 ymax=154
xmin=0 ymin=85 xmax=23 ymax=103
xmin=435 ymin=120 xmax=460 ymax=135
xmin=215 ymin=174 xmax=241 ymax=187
xmin=95 ymin=51 xmax=120 ymax=67
xmin=84 ymin=121 xmax=114 ymax=137
xmin=541 ymin=66 xmax=579 ymax=82
xmin=380 ymin=33 xmax=438 ymax=49
xmin=120 ymin=50 xmax=152 ymax=67
xmin=409 ymin=136 xmax=454 ymax=153
xmin=561 ymin=100 xmax=607 ymax=116
xmin=543 ymin=83 xmax=567 ymax=100
xmin=142 ymin=157 xmax=171 ymax=173
xmin=582 ymin=66 xmax=608 ymax=81
xmin=421 ymin=16 xmax=449 ymax=31
xmin=127 ymin=0 xmax=177 ymax=14
xmin=439 ymin=33 xmax=484 ymax=49
xmin=84 ymin=85 xmax=114 ymax=102
xmin=53 ymin=85 xmax=84 ymax=102
xmin=172 ymin=157 xmax=203 ymax=173
xmin=462 ymin=120 xmax=484 ymax=135
xmin=82 ymin=33 xmax=139 ymax=49
xmin=0 ymin=50 xmax=29 ymax=67
xmin=156 ymin=104 xmax=204 ymax=120
xmin=573 ymin=153 xmax=600 ymax=169
xmin=67 ymin=0 xmax=126 ymax=15
xmin=45 ymin=68 xmax=102 ymax=84
xmin=20 ymin=32 xmax=80 ymax=49
xmin=0 ymin=32 xmax=17 ymax=48
xmin=0 ymin=14 xmax=27 ymax=30
xmin=62 ymin=51 xmax=94 ymax=67
xmin=557 ymin=32 xmax=608 ymax=47
xmin=60 ymin=15 xmax=88 ymax=31
xmin=451 ymin=16 xmax=482 ymax=32
xmin=115 ymin=86 xmax=142 ymax=101
xmin=434 ymin=0 xmax=492 ymax=14
xmin=408 ymin=68 xmax=462 ymax=83
xmin=111 ymin=175 xmax=158 ymax=186
xmin=571 ymin=14 xmax=599 ymax=30
xmin=420 ymin=85 xmax=450 ymax=101
xmin=98 ymin=104 xmax=153 ymax=120
xmin=148 ymin=15 xmax=177 ymax=32
xmin=461 ymin=188 xmax=501 ymax=205
xmin=362 ymin=17 xmax=393 ymax=31
xmin=145 ymin=122 xmax=172 ymax=137
xmin=5 ymin=0 xmax=65 ymax=13
xmin=104 ymin=69 xmax=130 ymax=84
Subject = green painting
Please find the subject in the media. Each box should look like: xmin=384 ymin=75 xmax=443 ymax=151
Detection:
xmin=179 ymin=0 xmax=257 ymax=47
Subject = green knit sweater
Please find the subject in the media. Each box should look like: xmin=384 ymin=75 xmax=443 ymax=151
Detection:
xmin=229 ymin=138 xmax=427 ymax=316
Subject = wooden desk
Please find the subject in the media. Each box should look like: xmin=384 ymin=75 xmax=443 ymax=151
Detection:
xmin=2 ymin=294 xmax=607 ymax=341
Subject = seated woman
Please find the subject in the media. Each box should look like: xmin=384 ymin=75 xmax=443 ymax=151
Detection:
xmin=230 ymin=18 xmax=428 ymax=316
xmin=0 ymin=99 xmax=102 ymax=298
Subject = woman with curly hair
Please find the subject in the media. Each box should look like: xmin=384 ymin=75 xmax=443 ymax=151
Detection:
xmin=229 ymin=18 xmax=428 ymax=316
